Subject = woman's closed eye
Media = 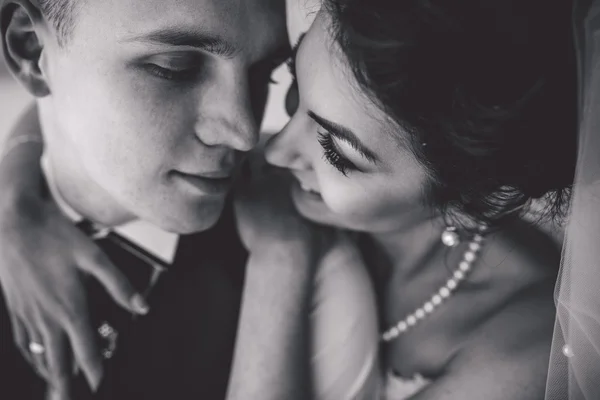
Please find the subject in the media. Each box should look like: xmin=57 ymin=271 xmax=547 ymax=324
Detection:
xmin=309 ymin=111 xmax=379 ymax=176
xmin=317 ymin=130 xmax=357 ymax=176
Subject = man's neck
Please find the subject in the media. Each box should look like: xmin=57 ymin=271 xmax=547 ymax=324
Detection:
xmin=41 ymin=153 xmax=130 ymax=225
xmin=41 ymin=152 xmax=180 ymax=264
xmin=37 ymin=104 xmax=134 ymax=227
xmin=43 ymin=149 xmax=134 ymax=227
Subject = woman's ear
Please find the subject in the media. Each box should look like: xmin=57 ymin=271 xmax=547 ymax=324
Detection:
xmin=1 ymin=1 xmax=50 ymax=97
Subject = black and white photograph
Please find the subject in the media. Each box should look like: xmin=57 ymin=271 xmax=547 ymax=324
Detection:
xmin=0 ymin=0 xmax=598 ymax=399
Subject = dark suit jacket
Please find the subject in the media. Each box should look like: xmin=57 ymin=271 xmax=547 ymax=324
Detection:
xmin=0 ymin=201 xmax=248 ymax=400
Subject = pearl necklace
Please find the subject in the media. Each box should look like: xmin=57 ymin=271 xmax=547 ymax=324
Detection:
xmin=381 ymin=226 xmax=487 ymax=342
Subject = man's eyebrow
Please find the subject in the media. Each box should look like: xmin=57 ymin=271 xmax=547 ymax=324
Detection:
xmin=307 ymin=111 xmax=380 ymax=164
xmin=122 ymin=28 xmax=239 ymax=58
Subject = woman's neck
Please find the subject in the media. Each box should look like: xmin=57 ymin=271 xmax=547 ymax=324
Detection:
xmin=364 ymin=215 xmax=446 ymax=280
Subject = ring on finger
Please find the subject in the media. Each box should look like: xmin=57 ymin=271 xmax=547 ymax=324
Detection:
xmin=29 ymin=341 xmax=46 ymax=355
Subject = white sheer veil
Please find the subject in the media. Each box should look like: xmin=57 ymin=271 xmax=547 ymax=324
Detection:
xmin=545 ymin=0 xmax=600 ymax=398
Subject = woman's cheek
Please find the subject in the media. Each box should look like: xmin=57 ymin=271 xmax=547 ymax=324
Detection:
xmin=320 ymin=180 xmax=366 ymax=217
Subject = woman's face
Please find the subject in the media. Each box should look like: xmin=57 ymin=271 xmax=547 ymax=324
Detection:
xmin=265 ymin=12 xmax=431 ymax=233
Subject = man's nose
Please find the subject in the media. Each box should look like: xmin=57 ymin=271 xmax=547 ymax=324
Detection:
xmin=194 ymin=76 xmax=259 ymax=152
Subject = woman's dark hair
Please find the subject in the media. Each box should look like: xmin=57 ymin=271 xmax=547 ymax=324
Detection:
xmin=323 ymin=0 xmax=577 ymax=227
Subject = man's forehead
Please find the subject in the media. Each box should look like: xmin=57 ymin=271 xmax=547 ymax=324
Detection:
xmin=79 ymin=0 xmax=286 ymax=59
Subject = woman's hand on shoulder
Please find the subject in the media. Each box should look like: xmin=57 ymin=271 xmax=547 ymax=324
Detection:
xmin=0 ymin=107 xmax=146 ymax=397
xmin=234 ymin=161 xmax=328 ymax=252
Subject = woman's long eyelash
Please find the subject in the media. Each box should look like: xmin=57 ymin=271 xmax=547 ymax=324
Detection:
xmin=317 ymin=131 xmax=356 ymax=176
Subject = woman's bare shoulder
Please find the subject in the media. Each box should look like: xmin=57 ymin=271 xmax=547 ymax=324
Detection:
xmin=453 ymin=219 xmax=559 ymax=379
xmin=478 ymin=218 xmax=562 ymax=286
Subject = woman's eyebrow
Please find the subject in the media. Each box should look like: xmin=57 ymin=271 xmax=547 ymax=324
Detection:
xmin=308 ymin=111 xmax=380 ymax=164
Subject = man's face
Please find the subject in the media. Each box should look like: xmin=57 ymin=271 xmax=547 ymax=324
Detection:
xmin=39 ymin=0 xmax=287 ymax=233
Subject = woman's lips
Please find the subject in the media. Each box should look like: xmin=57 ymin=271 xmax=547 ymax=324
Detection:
xmin=294 ymin=179 xmax=322 ymax=199
xmin=300 ymin=182 xmax=321 ymax=196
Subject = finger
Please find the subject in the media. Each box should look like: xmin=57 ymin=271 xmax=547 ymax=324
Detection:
xmin=77 ymin=245 xmax=149 ymax=315
xmin=46 ymin=386 xmax=69 ymax=400
xmin=42 ymin=327 xmax=72 ymax=400
xmin=24 ymin=321 xmax=50 ymax=379
xmin=65 ymin=312 xmax=104 ymax=391
xmin=10 ymin=315 xmax=36 ymax=370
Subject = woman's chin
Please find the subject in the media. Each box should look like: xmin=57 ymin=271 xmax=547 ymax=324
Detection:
xmin=290 ymin=180 xmax=347 ymax=229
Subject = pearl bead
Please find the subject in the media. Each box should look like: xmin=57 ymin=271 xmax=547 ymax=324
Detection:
xmin=469 ymin=242 xmax=481 ymax=252
xmin=441 ymin=229 xmax=460 ymax=247
xmin=464 ymin=251 xmax=476 ymax=262
xmin=562 ymin=344 xmax=574 ymax=358
xmin=424 ymin=302 xmax=434 ymax=313
xmin=381 ymin=230 xmax=486 ymax=342
xmin=102 ymin=349 xmax=115 ymax=359
xmin=98 ymin=322 xmax=115 ymax=338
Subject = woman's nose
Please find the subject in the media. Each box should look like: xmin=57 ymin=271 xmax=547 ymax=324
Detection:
xmin=264 ymin=118 xmax=311 ymax=171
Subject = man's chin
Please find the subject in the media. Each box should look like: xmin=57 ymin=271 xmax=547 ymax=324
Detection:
xmin=148 ymin=197 xmax=228 ymax=235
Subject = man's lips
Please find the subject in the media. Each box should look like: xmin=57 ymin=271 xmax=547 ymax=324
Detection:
xmin=181 ymin=170 xmax=234 ymax=179
xmin=171 ymin=170 xmax=233 ymax=195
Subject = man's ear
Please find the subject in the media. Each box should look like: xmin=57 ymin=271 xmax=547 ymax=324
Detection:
xmin=1 ymin=1 xmax=50 ymax=97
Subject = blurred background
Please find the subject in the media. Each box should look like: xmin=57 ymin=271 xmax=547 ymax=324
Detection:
xmin=0 ymin=52 xmax=293 ymax=143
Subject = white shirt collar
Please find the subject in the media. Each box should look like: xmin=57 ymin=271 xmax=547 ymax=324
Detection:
xmin=41 ymin=154 xmax=179 ymax=265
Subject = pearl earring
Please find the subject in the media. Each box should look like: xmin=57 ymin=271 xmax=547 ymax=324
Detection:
xmin=441 ymin=226 xmax=460 ymax=247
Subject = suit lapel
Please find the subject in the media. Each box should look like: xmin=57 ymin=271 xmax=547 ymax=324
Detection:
xmin=96 ymin=200 xmax=247 ymax=400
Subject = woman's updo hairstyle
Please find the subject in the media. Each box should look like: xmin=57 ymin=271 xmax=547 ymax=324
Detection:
xmin=323 ymin=0 xmax=577 ymax=227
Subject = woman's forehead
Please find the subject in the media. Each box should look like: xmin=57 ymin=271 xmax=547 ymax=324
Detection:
xmin=297 ymin=14 xmax=407 ymax=160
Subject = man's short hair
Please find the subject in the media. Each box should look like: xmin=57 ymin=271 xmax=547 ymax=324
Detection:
xmin=37 ymin=0 xmax=79 ymax=45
